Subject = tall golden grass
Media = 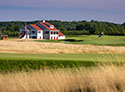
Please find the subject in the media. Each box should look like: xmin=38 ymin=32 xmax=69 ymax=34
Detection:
xmin=0 ymin=65 xmax=125 ymax=92
xmin=0 ymin=40 xmax=125 ymax=54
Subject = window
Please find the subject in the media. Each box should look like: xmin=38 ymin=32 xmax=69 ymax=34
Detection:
xmin=32 ymin=31 xmax=35 ymax=34
xmin=55 ymin=32 xmax=58 ymax=34
xmin=38 ymin=31 xmax=41 ymax=33
xmin=51 ymin=31 xmax=53 ymax=34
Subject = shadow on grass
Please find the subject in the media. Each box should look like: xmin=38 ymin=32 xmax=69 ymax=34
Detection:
xmin=64 ymin=39 xmax=83 ymax=42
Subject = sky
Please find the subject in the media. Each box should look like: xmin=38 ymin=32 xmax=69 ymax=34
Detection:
xmin=0 ymin=0 xmax=125 ymax=24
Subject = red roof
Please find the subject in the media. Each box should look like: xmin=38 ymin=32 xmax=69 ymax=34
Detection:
xmin=59 ymin=32 xmax=65 ymax=36
xmin=45 ymin=22 xmax=59 ymax=31
xmin=39 ymin=22 xmax=58 ymax=31
xmin=23 ymin=26 xmax=30 ymax=31
xmin=30 ymin=24 xmax=43 ymax=30
xmin=44 ymin=22 xmax=52 ymax=26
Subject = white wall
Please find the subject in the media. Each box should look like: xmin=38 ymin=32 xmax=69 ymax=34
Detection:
xmin=26 ymin=34 xmax=29 ymax=39
xmin=58 ymin=36 xmax=65 ymax=40
xmin=37 ymin=31 xmax=43 ymax=39
xmin=50 ymin=34 xmax=59 ymax=40
xmin=49 ymin=31 xmax=59 ymax=40
xmin=21 ymin=34 xmax=26 ymax=39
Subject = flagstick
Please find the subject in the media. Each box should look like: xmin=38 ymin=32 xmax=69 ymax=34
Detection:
xmin=25 ymin=23 xmax=27 ymax=39
xmin=102 ymin=35 xmax=105 ymax=53
xmin=102 ymin=36 xmax=104 ymax=46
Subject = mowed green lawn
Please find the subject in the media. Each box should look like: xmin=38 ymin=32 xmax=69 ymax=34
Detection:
xmin=0 ymin=53 xmax=124 ymax=72
xmin=36 ymin=35 xmax=125 ymax=46
xmin=0 ymin=53 xmax=124 ymax=62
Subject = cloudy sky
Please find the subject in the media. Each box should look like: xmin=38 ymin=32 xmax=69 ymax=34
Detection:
xmin=0 ymin=0 xmax=125 ymax=24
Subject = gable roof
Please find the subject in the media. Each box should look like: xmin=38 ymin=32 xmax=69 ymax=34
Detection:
xmin=59 ymin=32 xmax=65 ymax=36
xmin=23 ymin=26 xmax=30 ymax=31
xmin=44 ymin=22 xmax=52 ymax=26
xmin=30 ymin=24 xmax=43 ymax=30
xmin=44 ymin=22 xmax=59 ymax=31
xmin=39 ymin=22 xmax=59 ymax=31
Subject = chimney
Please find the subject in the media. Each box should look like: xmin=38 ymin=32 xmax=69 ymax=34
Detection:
xmin=43 ymin=20 xmax=45 ymax=23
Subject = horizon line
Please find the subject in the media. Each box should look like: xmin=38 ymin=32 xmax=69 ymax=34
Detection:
xmin=0 ymin=19 xmax=124 ymax=24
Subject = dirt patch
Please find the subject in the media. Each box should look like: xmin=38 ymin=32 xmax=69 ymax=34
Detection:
xmin=0 ymin=39 xmax=125 ymax=54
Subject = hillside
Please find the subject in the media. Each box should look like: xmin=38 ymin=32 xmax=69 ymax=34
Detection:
xmin=0 ymin=20 xmax=125 ymax=37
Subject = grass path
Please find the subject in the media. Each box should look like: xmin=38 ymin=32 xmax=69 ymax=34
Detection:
xmin=0 ymin=53 xmax=124 ymax=62
xmin=0 ymin=53 xmax=124 ymax=72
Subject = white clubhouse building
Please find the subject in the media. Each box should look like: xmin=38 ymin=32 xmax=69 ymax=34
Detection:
xmin=19 ymin=20 xmax=65 ymax=40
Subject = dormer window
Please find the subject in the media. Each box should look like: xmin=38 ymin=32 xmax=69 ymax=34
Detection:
xmin=50 ymin=25 xmax=54 ymax=29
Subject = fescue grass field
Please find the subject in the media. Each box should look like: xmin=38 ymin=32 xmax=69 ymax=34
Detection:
xmin=35 ymin=35 xmax=125 ymax=46
xmin=1 ymin=65 xmax=125 ymax=92
xmin=0 ymin=35 xmax=125 ymax=92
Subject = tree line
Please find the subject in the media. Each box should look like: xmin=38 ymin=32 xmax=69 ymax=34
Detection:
xmin=0 ymin=20 xmax=125 ymax=37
